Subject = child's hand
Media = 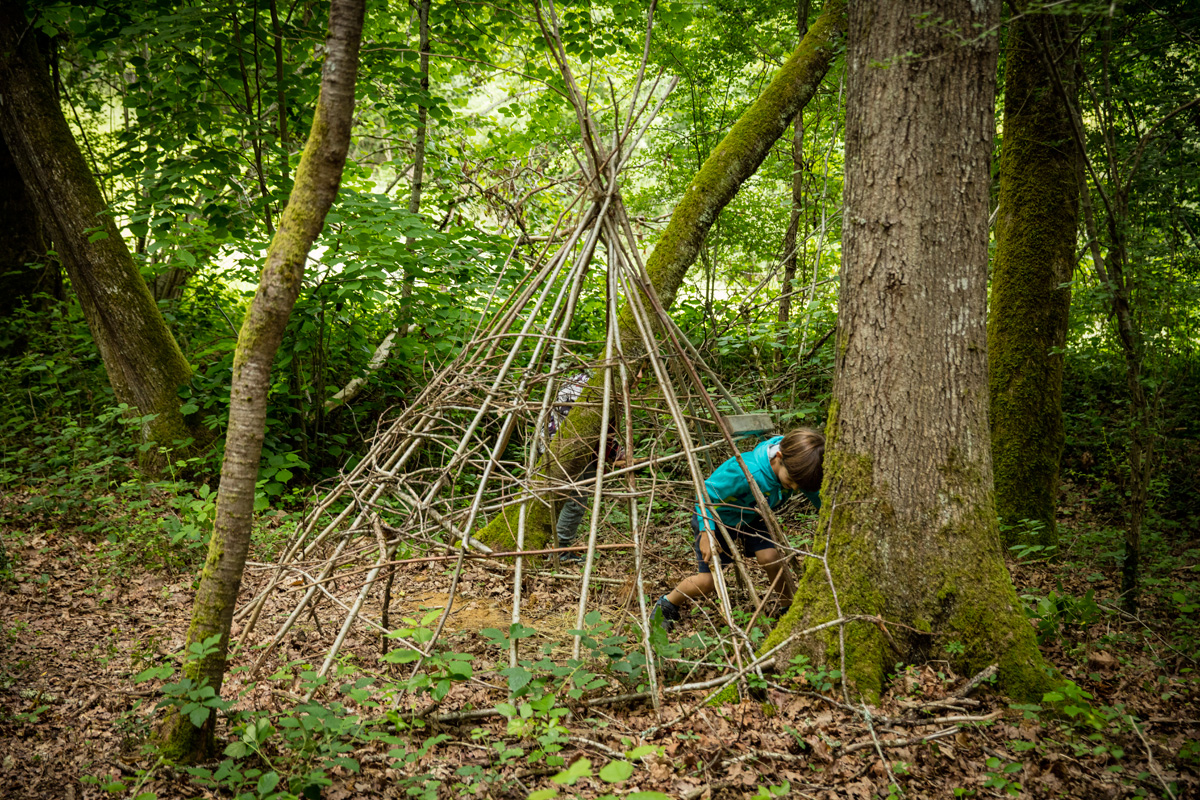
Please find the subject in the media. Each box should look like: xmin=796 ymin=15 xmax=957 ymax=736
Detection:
xmin=699 ymin=532 xmax=714 ymax=566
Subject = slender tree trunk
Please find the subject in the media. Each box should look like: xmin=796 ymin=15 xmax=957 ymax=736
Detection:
xmin=474 ymin=0 xmax=848 ymax=551
xmin=397 ymin=0 xmax=431 ymax=335
xmin=156 ymin=0 xmax=364 ymax=761
xmin=775 ymin=0 xmax=810 ymax=365
xmin=0 ymin=0 xmax=195 ymax=459
xmin=988 ymin=11 xmax=1079 ymax=549
xmin=762 ymin=0 xmax=1052 ymax=702
xmin=269 ymin=0 xmax=290 ymax=190
xmin=408 ymin=0 xmax=431 ymax=220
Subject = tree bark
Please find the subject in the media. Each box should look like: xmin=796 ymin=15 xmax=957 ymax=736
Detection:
xmin=0 ymin=0 xmax=194 ymax=456
xmin=988 ymin=10 xmax=1078 ymax=549
xmin=0 ymin=130 xmax=54 ymax=356
xmin=762 ymin=0 xmax=1052 ymax=703
xmin=408 ymin=0 xmax=431 ymax=220
xmin=474 ymin=0 xmax=847 ymax=551
xmin=156 ymin=0 xmax=364 ymax=761
xmin=775 ymin=0 xmax=811 ymax=364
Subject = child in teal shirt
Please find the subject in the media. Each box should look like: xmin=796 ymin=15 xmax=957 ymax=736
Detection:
xmin=655 ymin=428 xmax=824 ymax=631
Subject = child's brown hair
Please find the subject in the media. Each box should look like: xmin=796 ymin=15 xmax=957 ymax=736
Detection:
xmin=779 ymin=428 xmax=825 ymax=492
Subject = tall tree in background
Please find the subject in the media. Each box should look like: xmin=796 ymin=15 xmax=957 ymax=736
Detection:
xmin=157 ymin=0 xmax=365 ymax=760
xmin=988 ymin=9 xmax=1079 ymax=549
xmin=0 ymin=0 xmax=195 ymax=459
xmin=474 ymin=0 xmax=848 ymax=551
xmin=775 ymin=0 xmax=810 ymax=363
xmin=763 ymin=0 xmax=1051 ymax=700
xmin=0 ymin=132 xmax=56 ymax=356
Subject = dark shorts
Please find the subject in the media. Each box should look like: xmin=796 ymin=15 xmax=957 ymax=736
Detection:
xmin=691 ymin=514 xmax=780 ymax=574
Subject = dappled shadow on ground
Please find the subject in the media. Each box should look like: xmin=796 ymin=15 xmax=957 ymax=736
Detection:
xmin=2 ymin=504 xmax=1198 ymax=799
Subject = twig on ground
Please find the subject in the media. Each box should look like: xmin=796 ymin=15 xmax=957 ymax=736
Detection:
xmin=568 ymin=735 xmax=623 ymax=759
xmin=840 ymin=725 xmax=959 ymax=756
xmin=952 ymin=663 xmax=998 ymax=698
xmin=860 ymin=703 xmax=900 ymax=790
xmin=1128 ymin=714 xmax=1178 ymax=800
xmin=897 ymin=696 xmax=981 ymax=710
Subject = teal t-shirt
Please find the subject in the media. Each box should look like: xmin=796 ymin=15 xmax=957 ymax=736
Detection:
xmin=695 ymin=435 xmax=821 ymax=532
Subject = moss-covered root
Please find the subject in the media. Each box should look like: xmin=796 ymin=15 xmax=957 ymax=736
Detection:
xmin=762 ymin=554 xmax=1053 ymax=704
xmin=758 ymin=449 xmax=1054 ymax=705
xmin=154 ymin=706 xmax=216 ymax=764
xmin=473 ymin=499 xmax=555 ymax=553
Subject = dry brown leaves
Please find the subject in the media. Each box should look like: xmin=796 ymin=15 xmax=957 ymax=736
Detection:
xmin=2 ymin=519 xmax=1198 ymax=800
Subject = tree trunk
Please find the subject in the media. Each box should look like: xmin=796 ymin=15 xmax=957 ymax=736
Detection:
xmin=988 ymin=10 xmax=1078 ymax=549
xmin=156 ymin=0 xmax=364 ymax=761
xmin=408 ymin=0 xmax=431 ymax=220
xmin=775 ymin=0 xmax=810 ymax=365
xmin=398 ymin=0 xmax=431 ymax=333
xmin=762 ymin=0 xmax=1052 ymax=703
xmin=0 ymin=0 xmax=194 ymax=457
xmin=474 ymin=0 xmax=847 ymax=551
xmin=0 ymin=130 xmax=54 ymax=356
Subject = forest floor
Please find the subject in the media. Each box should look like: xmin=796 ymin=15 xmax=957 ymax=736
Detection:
xmin=1 ymin=480 xmax=1198 ymax=800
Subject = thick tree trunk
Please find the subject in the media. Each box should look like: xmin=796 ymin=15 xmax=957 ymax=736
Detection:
xmin=474 ymin=0 xmax=847 ymax=551
xmin=0 ymin=1 xmax=194 ymax=456
xmin=988 ymin=11 xmax=1078 ymax=549
xmin=157 ymin=0 xmax=364 ymax=761
xmin=0 ymin=131 xmax=54 ymax=356
xmin=762 ymin=0 xmax=1051 ymax=703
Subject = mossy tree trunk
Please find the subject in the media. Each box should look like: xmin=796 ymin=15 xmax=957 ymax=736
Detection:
xmin=762 ymin=0 xmax=1052 ymax=703
xmin=0 ymin=0 xmax=194 ymax=458
xmin=474 ymin=0 xmax=848 ymax=551
xmin=988 ymin=10 xmax=1079 ymax=549
xmin=156 ymin=0 xmax=364 ymax=762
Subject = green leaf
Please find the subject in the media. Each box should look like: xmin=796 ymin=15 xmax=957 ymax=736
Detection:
xmin=598 ymin=759 xmax=634 ymax=783
xmin=257 ymin=772 xmax=281 ymax=794
xmin=134 ymin=665 xmax=174 ymax=682
xmin=527 ymin=790 xmax=559 ymax=800
xmin=626 ymin=745 xmax=662 ymax=759
xmin=551 ymin=757 xmax=592 ymax=786
xmin=188 ymin=706 xmax=210 ymax=727
xmin=627 ymin=793 xmax=673 ymax=800
xmin=501 ymin=666 xmax=532 ymax=692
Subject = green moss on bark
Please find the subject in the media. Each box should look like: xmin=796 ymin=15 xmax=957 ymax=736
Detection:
xmin=474 ymin=499 xmax=555 ymax=553
xmin=760 ymin=445 xmax=1054 ymax=704
xmin=616 ymin=0 xmax=846 ymax=336
xmin=988 ymin=11 xmax=1078 ymax=548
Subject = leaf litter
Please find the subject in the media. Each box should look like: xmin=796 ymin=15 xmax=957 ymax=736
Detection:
xmin=1 ymin=498 xmax=1198 ymax=799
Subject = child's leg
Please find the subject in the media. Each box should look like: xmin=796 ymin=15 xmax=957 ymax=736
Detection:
xmin=666 ymin=571 xmax=714 ymax=606
xmin=754 ymin=547 xmax=795 ymax=604
xmin=667 ymin=525 xmax=719 ymax=605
